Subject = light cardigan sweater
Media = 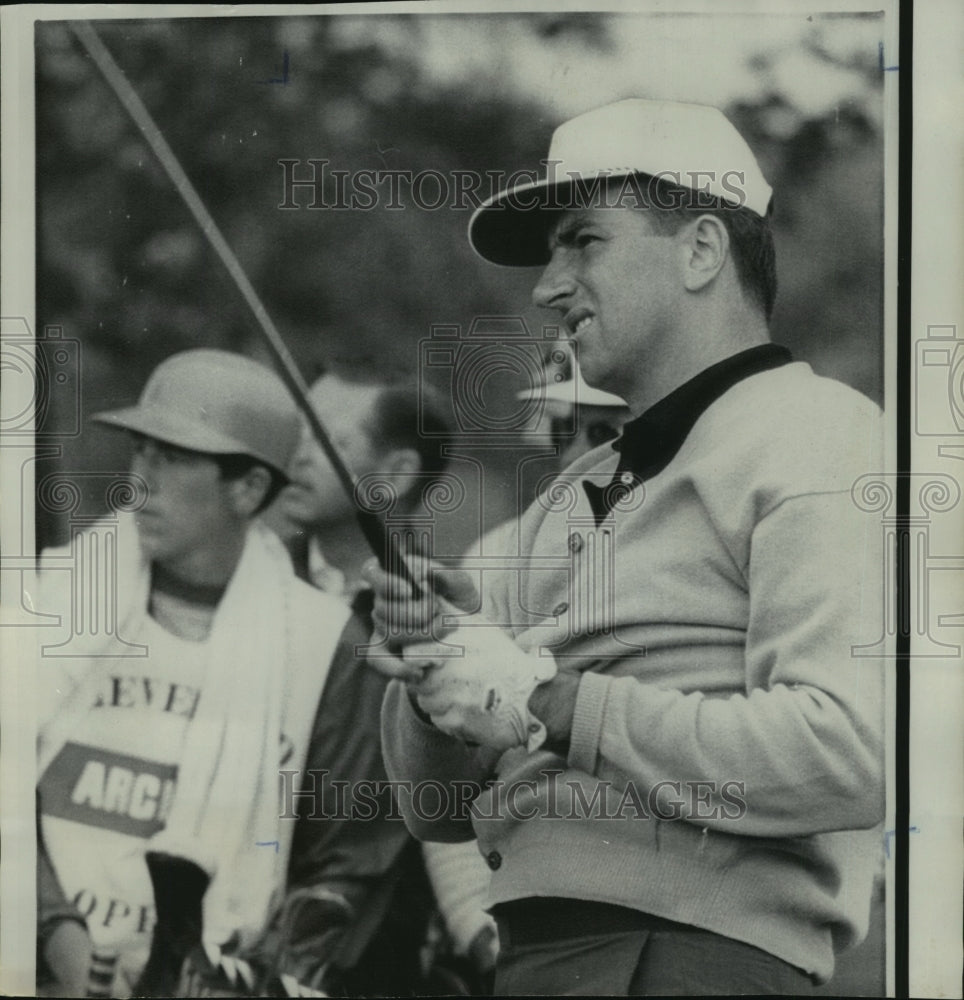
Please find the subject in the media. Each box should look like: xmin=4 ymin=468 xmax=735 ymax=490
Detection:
xmin=382 ymin=361 xmax=885 ymax=984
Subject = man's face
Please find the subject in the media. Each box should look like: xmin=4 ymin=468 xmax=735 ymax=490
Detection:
xmin=531 ymin=207 xmax=680 ymax=402
xmin=130 ymin=435 xmax=242 ymax=567
xmin=277 ymin=376 xmax=385 ymax=529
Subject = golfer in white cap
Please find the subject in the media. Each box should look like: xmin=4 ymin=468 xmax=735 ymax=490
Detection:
xmin=367 ymin=99 xmax=884 ymax=995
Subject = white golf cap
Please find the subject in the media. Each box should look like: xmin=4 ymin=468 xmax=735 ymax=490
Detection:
xmin=469 ymin=98 xmax=773 ymax=267
xmin=517 ymin=366 xmax=628 ymax=408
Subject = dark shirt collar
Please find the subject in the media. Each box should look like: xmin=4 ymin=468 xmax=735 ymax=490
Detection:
xmin=582 ymin=344 xmax=792 ymax=524
xmin=614 ymin=343 xmax=793 ymax=479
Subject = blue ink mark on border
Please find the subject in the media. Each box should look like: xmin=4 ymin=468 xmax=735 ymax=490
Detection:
xmin=878 ymin=42 xmax=899 ymax=72
xmin=256 ymin=840 xmax=280 ymax=853
xmin=260 ymin=51 xmax=290 ymax=86
xmin=883 ymin=826 xmax=919 ymax=858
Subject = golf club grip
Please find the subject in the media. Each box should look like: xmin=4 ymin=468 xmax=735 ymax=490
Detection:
xmin=355 ymin=509 xmax=423 ymax=597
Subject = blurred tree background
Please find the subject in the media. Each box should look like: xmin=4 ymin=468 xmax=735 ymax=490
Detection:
xmin=35 ymin=10 xmax=887 ymax=557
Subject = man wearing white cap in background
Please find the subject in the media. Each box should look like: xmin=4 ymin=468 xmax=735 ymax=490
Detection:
xmin=366 ymin=99 xmax=884 ymax=995
xmin=35 ymin=349 xmax=356 ymax=997
xmin=471 ymin=358 xmax=631 ymax=559
xmin=523 ymin=359 xmax=631 ymax=471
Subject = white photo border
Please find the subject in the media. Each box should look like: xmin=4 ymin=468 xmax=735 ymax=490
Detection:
xmin=1 ymin=3 xmax=961 ymax=997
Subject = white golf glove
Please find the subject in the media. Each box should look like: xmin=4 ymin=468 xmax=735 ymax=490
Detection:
xmin=404 ymin=622 xmax=557 ymax=753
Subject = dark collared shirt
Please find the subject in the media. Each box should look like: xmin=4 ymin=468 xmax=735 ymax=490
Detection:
xmin=584 ymin=344 xmax=793 ymax=523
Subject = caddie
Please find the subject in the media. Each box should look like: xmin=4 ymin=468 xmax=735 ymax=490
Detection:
xmin=365 ymin=99 xmax=885 ymax=996
xmin=35 ymin=349 xmax=354 ymax=998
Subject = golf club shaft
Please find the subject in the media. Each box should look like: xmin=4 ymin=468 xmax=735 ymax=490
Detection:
xmin=72 ymin=20 xmax=418 ymax=589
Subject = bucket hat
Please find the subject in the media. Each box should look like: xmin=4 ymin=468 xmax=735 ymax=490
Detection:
xmin=92 ymin=349 xmax=300 ymax=477
xmin=516 ymin=365 xmax=628 ymax=408
xmin=469 ymin=98 xmax=772 ymax=267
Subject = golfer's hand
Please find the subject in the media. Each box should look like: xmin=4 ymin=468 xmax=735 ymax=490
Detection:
xmin=362 ymin=555 xmax=557 ymax=750
xmin=361 ymin=555 xmax=479 ymax=681
xmin=402 ymin=625 xmax=557 ymax=752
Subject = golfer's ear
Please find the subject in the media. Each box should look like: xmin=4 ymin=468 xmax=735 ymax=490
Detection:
xmin=682 ymin=214 xmax=728 ymax=293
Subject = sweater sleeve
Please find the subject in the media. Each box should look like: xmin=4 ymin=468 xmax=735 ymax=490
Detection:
xmin=568 ymin=488 xmax=885 ymax=837
xmin=380 ymin=681 xmax=500 ymax=842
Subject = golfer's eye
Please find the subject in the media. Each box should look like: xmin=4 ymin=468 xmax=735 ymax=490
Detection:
xmin=574 ymin=230 xmax=601 ymax=248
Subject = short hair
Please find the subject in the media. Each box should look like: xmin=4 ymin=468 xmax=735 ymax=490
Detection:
xmin=214 ymin=453 xmax=287 ymax=514
xmin=366 ymin=383 xmax=454 ymax=510
xmin=616 ymin=174 xmax=777 ymax=320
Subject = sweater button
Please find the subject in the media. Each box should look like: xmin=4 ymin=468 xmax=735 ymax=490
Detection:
xmin=552 ymin=601 xmax=569 ymax=616
xmin=619 ymin=471 xmax=635 ymax=486
xmin=568 ymin=533 xmax=583 ymax=553
xmin=486 ymin=851 xmax=502 ymax=871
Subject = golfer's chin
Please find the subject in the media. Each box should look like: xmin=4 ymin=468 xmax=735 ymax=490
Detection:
xmin=576 ymin=354 xmax=617 ymax=397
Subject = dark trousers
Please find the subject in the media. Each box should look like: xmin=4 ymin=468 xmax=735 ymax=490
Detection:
xmin=492 ymin=898 xmax=817 ymax=997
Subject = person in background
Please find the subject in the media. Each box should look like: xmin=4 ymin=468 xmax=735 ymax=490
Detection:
xmin=269 ymin=372 xmax=450 ymax=599
xmin=268 ymin=371 xmax=498 ymax=995
xmin=533 ymin=361 xmax=632 ymax=471
xmin=469 ymin=359 xmax=630 ymax=563
xmin=35 ymin=349 xmax=352 ymax=998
